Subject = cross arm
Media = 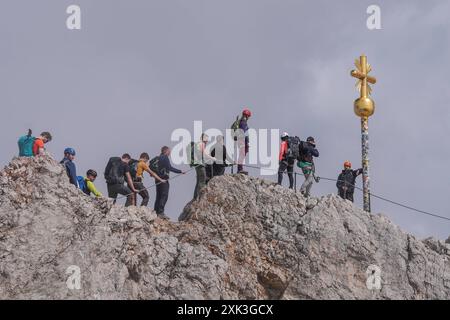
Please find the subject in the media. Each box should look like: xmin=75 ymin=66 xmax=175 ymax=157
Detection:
xmin=351 ymin=70 xmax=377 ymax=84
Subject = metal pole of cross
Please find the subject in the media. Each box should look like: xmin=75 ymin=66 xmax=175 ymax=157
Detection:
xmin=351 ymin=55 xmax=377 ymax=213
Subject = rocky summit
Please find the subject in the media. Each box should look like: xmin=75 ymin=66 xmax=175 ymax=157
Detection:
xmin=0 ymin=155 xmax=449 ymax=299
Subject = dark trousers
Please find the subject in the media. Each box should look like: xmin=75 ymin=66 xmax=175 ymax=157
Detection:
xmin=194 ymin=166 xmax=206 ymax=200
xmin=154 ymin=181 xmax=170 ymax=214
xmin=278 ymin=159 xmax=294 ymax=189
xmin=131 ymin=180 xmax=149 ymax=207
xmin=338 ymin=188 xmax=354 ymax=202
xmin=107 ymin=183 xmax=134 ymax=207
xmin=206 ymin=164 xmax=226 ymax=182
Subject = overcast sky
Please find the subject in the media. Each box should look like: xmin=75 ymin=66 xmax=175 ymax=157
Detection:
xmin=1 ymin=0 xmax=449 ymax=239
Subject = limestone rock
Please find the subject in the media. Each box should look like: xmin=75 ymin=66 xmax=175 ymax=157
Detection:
xmin=0 ymin=156 xmax=449 ymax=299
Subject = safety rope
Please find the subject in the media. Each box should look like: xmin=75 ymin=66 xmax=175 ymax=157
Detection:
xmin=113 ymin=161 xmax=449 ymax=222
xmin=317 ymin=176 xmax=450 ymax=222
xmin=240 ymin=164 xmax=450 ymax=222
xmin=115 ymin=165 xmax=199 ymax=200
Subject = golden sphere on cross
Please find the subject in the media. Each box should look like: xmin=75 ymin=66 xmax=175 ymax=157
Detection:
xmin=351 ymin=55 xmax=376 ymax=118
xmin=354 ymin=97 xmax=375 ymax=117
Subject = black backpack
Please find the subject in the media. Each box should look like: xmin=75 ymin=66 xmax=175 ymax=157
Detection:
xmin=298 ymin=141 xmax=313 ymax=162
xmin=149 ymin=156 xmax=162 ymax=176
xmin=286 ymin=136 xmax=301 ymax=159
xmin=105 ymin=157 xmax=125 ymax=185
xmin=129 ymin=159 xmax=139 ymax=179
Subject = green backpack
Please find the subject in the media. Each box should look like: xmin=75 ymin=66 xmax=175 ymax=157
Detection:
xmin=18 ymin=129 xmax=36 ymax=157
xmin=230 ymin=115 xmax=241 ymax=141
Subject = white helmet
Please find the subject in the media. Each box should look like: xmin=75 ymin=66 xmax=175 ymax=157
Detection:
xmin=281 ymin=132 xmax=289 ymax=138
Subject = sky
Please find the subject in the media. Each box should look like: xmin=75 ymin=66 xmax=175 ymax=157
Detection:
xmin=0 ymin=0 xmax=449 ymax=239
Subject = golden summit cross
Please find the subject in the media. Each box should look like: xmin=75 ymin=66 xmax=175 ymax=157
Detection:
xmin=351 ymin=55 xmax=377 ymax=99
xmin=349 ymin=55 xmax=378 ymax=213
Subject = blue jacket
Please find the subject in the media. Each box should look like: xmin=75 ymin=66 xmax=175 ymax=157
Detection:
xmin=60 ymin=158 xmax=78 ymax=188
xmin=158 ymin=154 xmax=182 ymax=179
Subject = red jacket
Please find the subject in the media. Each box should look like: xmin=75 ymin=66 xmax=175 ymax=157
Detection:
xmin=279 ymin=141 xmax=288 ymax=161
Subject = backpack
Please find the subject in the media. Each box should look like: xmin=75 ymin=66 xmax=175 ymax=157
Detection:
xmin=298 ymin=141 xmax=318 ymax=162
xmin=186 ymin=141 xmax=196 ymax=167
xmin=297 ymin=141 xmax=308 ymax=162
xmin=105 ymin=157 xmax=125 ymax=185
xmin=18 ymin=130 xmax=36 ymax=157
xmin=149 ymin=156 xmax=163 ymax=176
xmin=231 ymin=115 xmax=241 ymax=141
xmin=286 ymin=136 xmax=301 ymax=159
xmin=129 ymin=159 xmax=139 ymax=179
xmin=77 ymin=176 xmax=89 ymax=195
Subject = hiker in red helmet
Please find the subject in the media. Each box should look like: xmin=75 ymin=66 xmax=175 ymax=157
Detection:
xmin=237 ymin=108 xmax=251 ymax=174
xmin=336 ymin=161 xmax=362 ymax=203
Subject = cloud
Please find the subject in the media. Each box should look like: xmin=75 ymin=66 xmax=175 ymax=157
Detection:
xmin=1 ymin=0 xmax=449 ymax=239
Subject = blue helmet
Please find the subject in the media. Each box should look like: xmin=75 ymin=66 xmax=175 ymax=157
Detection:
xmin=64 ymin=147 xmax=76 ymax=156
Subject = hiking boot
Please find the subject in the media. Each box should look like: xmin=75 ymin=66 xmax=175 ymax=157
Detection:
xmin=157 ymin=213 xmax=170 ymax=220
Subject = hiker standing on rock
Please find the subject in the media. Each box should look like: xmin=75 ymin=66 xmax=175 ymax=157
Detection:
xmin=232 ymin=108 xmax=251 ymax=174
xmin=298 ymin=137 xmax=319 ymax=197
xmin=129 ymin=153 xmax=166 ymax=207
xmin=104 ymin=154 xmax=139 ymax=207
xmin=336 ymin=161 xmax=362 ymax=203
xmin=193 ymin=133 xmax=217 ymax=200
xmin=278 ymin=132 xmax=300 ymax=189
xmin=206 ymin=135 xmax=234 ymax=181
xmin=60 ymin=148 xmax=78 ymax=188
xmin=150 ymin=146 xmax=185 ymax=219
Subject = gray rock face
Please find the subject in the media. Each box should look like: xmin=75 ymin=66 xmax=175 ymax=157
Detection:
xmin=0 ymin=156 xmax=449 ymax=299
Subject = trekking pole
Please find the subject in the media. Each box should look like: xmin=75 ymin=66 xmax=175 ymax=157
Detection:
xmin=294 ymin=172 xmax=297 ymax=192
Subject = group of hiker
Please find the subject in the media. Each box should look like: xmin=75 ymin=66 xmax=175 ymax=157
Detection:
xmin=276 ymin=131 xmax=362 ymax=202
xmin=17 ymin=130 xmax=184 ymax=219
xmin=277 ymin=133 xmax=320 ymax=197
xmin=17 ymin=109 xmax=364 ymax=217
xmin=103 ymin=148 xmax=184 ymax=219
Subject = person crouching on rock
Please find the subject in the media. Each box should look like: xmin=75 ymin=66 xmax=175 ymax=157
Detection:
xmin=77 ymin=169 xmax=102 ymax=198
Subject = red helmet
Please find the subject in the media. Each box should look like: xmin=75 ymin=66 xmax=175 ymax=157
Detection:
xmin=344 ymin=161 xmax=352 ymax=168
xmin=242 ymin=108 xmax=252 ymax=118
